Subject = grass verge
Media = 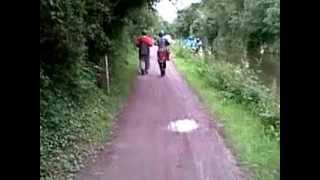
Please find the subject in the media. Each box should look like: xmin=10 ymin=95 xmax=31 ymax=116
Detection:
xmin=174 ymin=56 xmax=280 ymax=180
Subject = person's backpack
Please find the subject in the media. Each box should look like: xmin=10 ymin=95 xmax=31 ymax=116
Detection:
xmin=158 ymin=37 xmax=169 ymax=49
xmin=136 ymin=35 xmax=152 ymax=56
xmin=157 ymin=38 xmax=170 ymax=61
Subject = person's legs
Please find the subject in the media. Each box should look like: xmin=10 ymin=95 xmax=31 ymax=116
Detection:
xmin=157 ymin=60 xmax=161 ymax=71
xmin=144 ymin=55 xmax=150 ymax=74
xmin=158 ymin=60 xmax=163 ymax=76
xmin=139 ymin=58 xmax=145 ymax=75
xmin=159 ymin=61 xmax=166 ymax=77
xmin=163 ymin=61 xmax=166 ymax=76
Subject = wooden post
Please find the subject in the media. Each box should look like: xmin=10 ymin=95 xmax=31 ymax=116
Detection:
xmin=105 ymin=55 xmax=110 ymax=94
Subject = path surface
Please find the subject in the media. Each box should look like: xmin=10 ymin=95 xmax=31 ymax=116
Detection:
xmin=75 ymin=46 xmax=246 ymax=180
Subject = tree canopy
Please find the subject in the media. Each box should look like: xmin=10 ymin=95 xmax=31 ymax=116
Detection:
xmin=173 ymin=0 xmax=279 ymax=60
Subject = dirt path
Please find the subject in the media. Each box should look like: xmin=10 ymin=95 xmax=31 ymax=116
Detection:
xmin=75 ymin=46 xmax=247 ymax=180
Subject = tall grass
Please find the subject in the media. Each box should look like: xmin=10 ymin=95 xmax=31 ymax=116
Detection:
xmin=173 ymin=45 xmax=279 ymax=140
xmin=173 ymin=46 xmax=280 ymax=180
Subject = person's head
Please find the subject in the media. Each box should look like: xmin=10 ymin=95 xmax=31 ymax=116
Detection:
xmin=159 ymin=30 xmax=165 ymax=37
xmin=142 ymin=30 xmax=147 ymax=36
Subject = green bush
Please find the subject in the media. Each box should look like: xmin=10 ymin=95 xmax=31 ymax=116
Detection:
xmin=175 ymin=46 xmax=279 ymax=141
xmin=206 ymin=62 xmax=279 ymax=140
xmin=173 ymin=43 xmax=194 ymax=60
xmin=40 ymin=48 xmax=137 ymax=179
xmin=40 ymin=0 xmax=161 ymax=178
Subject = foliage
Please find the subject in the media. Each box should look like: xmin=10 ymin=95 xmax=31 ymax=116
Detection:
xmin=174 ymin=54 xmax=279 ymax=180
xmin=173 ymin=0 xmax=280 ymax=62
xmin=174 ymin=3 xmax=201 ymax=37
xmin=172 ymin=0 xmax=280 ymax=139
xmin=40 ymin=0 xmax=160 ymax=179
xmin=40 ymin=46 xmax=137 ymax=180
xmin=174 ymin=43 xmax=194 ymax=59
xmin=201 ymin=61 xmax=279 ymax=140
xmin=174 ymin=45 xmax=279 ymax=141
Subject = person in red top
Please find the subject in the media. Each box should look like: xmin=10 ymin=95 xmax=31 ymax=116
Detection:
xmin=135 ymin=31 xmax=153 ymax=75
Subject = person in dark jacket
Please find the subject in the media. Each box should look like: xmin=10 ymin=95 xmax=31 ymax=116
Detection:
xmin=157 ymin=30 xmax=170 ymax=77
xmin=136 ymin=30 xmax=151 ymax=75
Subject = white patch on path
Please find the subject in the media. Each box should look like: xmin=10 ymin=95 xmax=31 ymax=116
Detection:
xmin=168 ymin=118 xmax=199 ymax=133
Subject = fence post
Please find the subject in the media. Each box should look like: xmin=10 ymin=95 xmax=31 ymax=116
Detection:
xmin=105 ymin=54 xmax=110 ymax=94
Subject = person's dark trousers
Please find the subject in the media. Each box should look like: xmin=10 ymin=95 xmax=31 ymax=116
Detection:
xmin=139 ymin=55 xmax=150 ymax=75
xmin=144 ymin=55 xmax=150 ymax=73
xmin=158 ymin=60 xmax=166 ymax=76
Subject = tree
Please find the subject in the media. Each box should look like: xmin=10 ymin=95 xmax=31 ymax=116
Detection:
xmin=172 ymin=0 xmax=280 ymax=61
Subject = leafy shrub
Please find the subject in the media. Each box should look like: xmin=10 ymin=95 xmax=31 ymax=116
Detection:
xmin=207 ymin=63 xmax=278 ymax=139
xmin=40 ymin=46 xmax=137 ymax=179
xmin=41 ymin=62 xmax=104 ymax=178
xmin=175 ymin=46 xmax=279 ymax=140
xmin=173 ymin=44 xmax=194 ymax=60
xmin=40 ymin=0 xmax=160 ymax=178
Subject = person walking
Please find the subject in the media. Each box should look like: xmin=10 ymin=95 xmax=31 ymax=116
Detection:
xmin=135 ymin=30 xmax=153 ymax=75
xmin=156 ymin=30 xmax=170 ymax=77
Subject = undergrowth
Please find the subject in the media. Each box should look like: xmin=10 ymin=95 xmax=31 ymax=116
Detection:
xmin=174 ymin=45 xmax=279 ymax=140
xmin=40 ymin=47 xmax=137 ymax=180
xmin=173 ymin=46 xmax=280 ymax=180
